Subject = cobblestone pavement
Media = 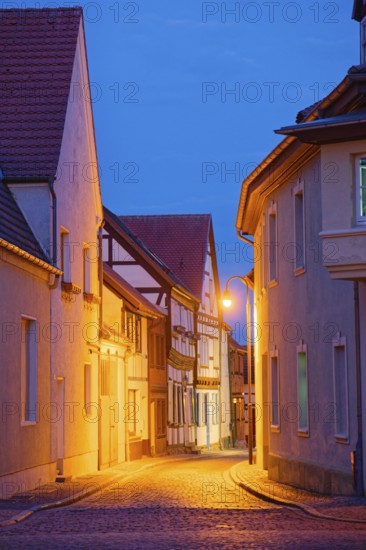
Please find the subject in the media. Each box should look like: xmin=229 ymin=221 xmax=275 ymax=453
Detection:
xmin=1 ymin=452 xmax=366 ymax=549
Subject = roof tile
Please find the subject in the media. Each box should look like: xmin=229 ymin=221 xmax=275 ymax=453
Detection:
xmin=120 ymin=215 xmax=211 ymax=299
xmin=0 ymin=7 xmax=82 ymax=178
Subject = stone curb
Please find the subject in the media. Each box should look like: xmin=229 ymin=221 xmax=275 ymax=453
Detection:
xmin=0 ymin=454 xmax=206 ymax=528
xmin=228 ymin=462 xmax=366 ymax=525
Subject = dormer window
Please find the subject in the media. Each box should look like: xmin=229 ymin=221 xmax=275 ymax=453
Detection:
xmin=355 ymin=154 xmax=366 ymax=223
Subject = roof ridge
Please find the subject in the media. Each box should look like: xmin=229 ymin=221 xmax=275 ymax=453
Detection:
xmin=0 ymin=7 xmax=82 ymax=12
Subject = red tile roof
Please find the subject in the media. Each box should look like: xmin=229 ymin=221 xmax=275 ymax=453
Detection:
xmin=119 ymin=215 xmax=212 ymax=299
xmin=0 ymin=8 xmax=82 ymax=177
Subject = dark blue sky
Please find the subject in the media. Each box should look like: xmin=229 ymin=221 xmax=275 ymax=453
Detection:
xmin=25 ymin=1 xmax=359 ymax=340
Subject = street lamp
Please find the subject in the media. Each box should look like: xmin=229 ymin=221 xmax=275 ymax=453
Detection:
xmin=222 ymin=274 xmax=254 ymax=465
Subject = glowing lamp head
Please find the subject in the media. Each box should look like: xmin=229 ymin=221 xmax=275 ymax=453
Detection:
xmin=222 ymin=288 xmax=233 ymax=308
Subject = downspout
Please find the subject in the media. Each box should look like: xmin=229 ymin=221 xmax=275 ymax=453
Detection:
xmin=48 ymin=177 xmax=59 ymax=290
xmin=98 ymin=224 xmax=104 ymax=469
xmin=354 ymin=282 xmax=364 ymax=495
xmin=236 ymin=230 xmax=254 ymax=247
xmin=237 ymin=229 xmax=254 ymax=459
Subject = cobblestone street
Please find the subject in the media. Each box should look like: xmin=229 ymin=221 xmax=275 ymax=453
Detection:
xmin=1 ymin=453 xmax=365 ymax=549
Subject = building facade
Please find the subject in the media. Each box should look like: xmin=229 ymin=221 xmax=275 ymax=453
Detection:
xmin=236 ymin=8 xmax=366 ymax=493
xmin=120 ymin=215 xmax=231 ymax=450
xmin=102 ymin=209 xmax=199 ymax=453
xmin=0 ymin=7 xmax=103 ymax=493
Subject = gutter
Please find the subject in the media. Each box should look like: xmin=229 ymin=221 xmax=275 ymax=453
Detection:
xmin=0 ymin=238 xmax=61 ymax=275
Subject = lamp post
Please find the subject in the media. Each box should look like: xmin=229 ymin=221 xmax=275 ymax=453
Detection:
xmin=222 ymin=274 xmax=254 ymax=465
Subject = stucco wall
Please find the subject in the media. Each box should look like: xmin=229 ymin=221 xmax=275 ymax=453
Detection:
xmin=0 ymin=253 xmax=53 ymax=496
xmin=254 ymin=153 xmax=357 ymax=492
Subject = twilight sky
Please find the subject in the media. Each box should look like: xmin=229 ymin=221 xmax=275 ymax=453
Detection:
xmin=24 ymin=1 xmax=358 ymax=341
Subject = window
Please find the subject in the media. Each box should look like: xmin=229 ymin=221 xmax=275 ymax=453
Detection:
xmin=270 ymin=352 xmax=279 ymax=429
xmin=173 ymin=383 xmax=178 ymax=424
xmin=268 ymin=203 xmax=278 ymax=284
xmin=84 ymin=363 xmax=92 ymax=416
xmin=21 ymin=318 xmax=37 ymax=423
xmin=297 ymin=344 xmax=309 ymax=433
xmin=203 ymin=393 xmax=209 ymax=426
xmin=196 ymin=392 xmax=202 ymax=426
xmin=333 ymin=336 xmax=349 ymax=439
xmin=60 ymin=229 xmax=71 ymax=282
xmin=180 ymin=306 xmax=187 ymax=329
xmin=168 ymin=380 xmax=173 ymax=424
xmin=126 ymin=312 xmax=134 ymax=342
xmin=186 ymin=387 xmax=195 ymax=425
xmin=294 ymin=181 xmax=305 ymax=272
xmin=177 ymin=386 xmax=183 ymax=424
xmin=355 ymin=155 xmax=366 ymax=223
xmin=200 ymin=336 xmax=209 ymax=367
xmin=121 ymin=306 xmax=126 ymax=338
xmin=135 ymin=317 xmax=142 ymax=353
xmin=83 ymin=245 xmax=91 ymax=293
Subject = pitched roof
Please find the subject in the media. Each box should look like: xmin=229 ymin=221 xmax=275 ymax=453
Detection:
xmin=103 ymin=263 xmax=166 ymax=319
xmin=0 ymin=7 xmax=82 ymax=178
xmin=236 ymin=64 xmax=366 ymax=233
xmin=104 ymin=207 xmax=198 ymax=301
xmin=0 ymin=178 xmax=50 ymax=263
xmin=120 ymin=215 xmax=211 ymax=299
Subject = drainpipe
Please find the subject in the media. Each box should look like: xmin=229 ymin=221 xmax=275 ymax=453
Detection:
xmin=236 ymin=230 xmax=254 ymax=247
xmin=48 ymin=177 xmax=60 ymax=289
xmin=97 ymin=223 xmax=104 ymax=469
xmin=354 ymin=282 xmax=364 ymax=496
xmin=48 ymin=177 xmax=57 ymax=267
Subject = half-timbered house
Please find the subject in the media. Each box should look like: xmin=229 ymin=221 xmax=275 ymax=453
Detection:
xmin=119 ymin=215 xmax=231 ymax=450
xmin=103 ymin=208 xmax=199 ymax=453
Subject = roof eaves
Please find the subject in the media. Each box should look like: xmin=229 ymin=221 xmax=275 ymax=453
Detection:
xmin=0 ymin=237 xmax=61 ymax=274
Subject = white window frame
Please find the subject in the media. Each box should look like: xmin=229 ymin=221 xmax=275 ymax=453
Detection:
xmin=270 ymin=348 xmax=280 ymax=431
xmin=355 ymin=154 xmax=366 ymax=224
xmin=267 ymin=202 xmax=278 ymax=286
xmin=21 ymin=316 xmax=38 ymax=425
xmin=332 ymin=334 xmax=349 ymax=442
xmin=293 ymin=179 xmax=306 ymax=275
xmin=297 ymin=342 xmax=309 ymax=436
xmin=83 ymin=243 xmax=91 ymax=294
xmin=60 ymin=227 xmax=71 ymax=283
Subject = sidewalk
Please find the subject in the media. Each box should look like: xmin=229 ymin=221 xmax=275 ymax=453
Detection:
xmin=0 ymin=454 xmax=202 ymax=527
xmin=228 ymin=459 xmax=366 ymax=524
